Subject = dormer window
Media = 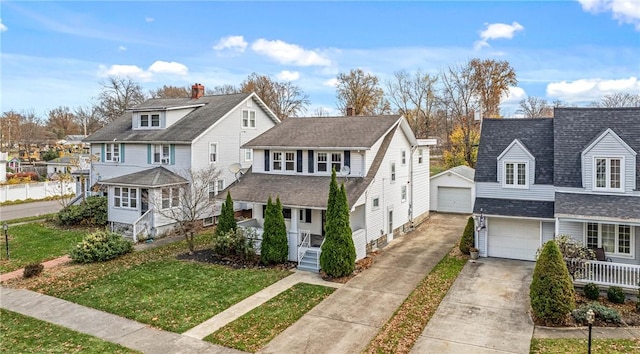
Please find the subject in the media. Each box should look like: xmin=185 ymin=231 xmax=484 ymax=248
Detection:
xmin=137 ymin=112 xmax=162 ymax=129
xmin=594 ymin=157 xmax=623 ymax=191
xmin=503 ymin=161 xmax=528 ymax=188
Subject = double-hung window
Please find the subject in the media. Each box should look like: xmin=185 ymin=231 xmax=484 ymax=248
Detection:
xmin=208 ymin=179 xmax=226 ymax=199
xmin=504 ymin=162 xmax=528 ymax=188
xmin=317 ymin=152 xmax=328 ymax=172
xmin=285 ymin=152 xmax=296 ymax=172
xmin=401 ymin=150 xmax=406 ymax=165
xmin=139 ymin=113 xmax=160 ymax=128
xmin=209 ymin=143 xmax=218 ymax=163
xmin=594 ymin=157 xmax=622 ymax=191
xmin=401 ymin=185 xmax=407 ymax=202
xmin=242 ymin=110 xmax=256 ymax=128
xmin=161 ymin=187 xmax=179 ymax=209
xmin=105 ymin=143 xmax=120 ymax=162
xmin=244 ymin=149 xmax=253 ymax=161
xmin=391 ymin=163 xmax=396 ymax=182
xmin=418 ymin=149 xmax=423 ymax=164
xmin=272 ymin=152 xmax=283 ymax=171
xmin=153 ymin=144 xmax=170 ymax=164
xmin=586 ymin=222 xmax=634 ymax=257
xmin=331 ymin=153 xmax=342 ymax=172
xmin=114 ymin=187 xmax=137 ymax=209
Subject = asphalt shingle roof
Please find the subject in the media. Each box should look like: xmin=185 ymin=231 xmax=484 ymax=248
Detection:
xmin=475 ymin=118 xmax=554 ymax=185
xmin=474 ymin=198 xmax=555 ymax=219
xmin=554 ymin=108 xmax=640 ymax=188
xmin=84 ymin=93 xmax=258 ymax=143
xmin=555 ymin=192 xmax=640 ymax=221
xmin=242 ymin=115 xmax=401 ymax=149
xmin=99 ymin=167 xmax=187 ymax=187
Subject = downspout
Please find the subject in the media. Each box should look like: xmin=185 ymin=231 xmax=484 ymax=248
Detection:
xmin=410 ymin=145 xmax=417 ymax=228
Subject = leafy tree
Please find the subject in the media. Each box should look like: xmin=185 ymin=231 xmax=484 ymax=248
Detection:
xmin=517 ymin=96 xmax=555 ymax=118
xmin=469 ymin=58 xmax=517 ymax=118
xmin=530 ymin=240 xmax=576 ymax=325
xmin=40 ymin=149 xmax=59 ymax=162
xmin=320 ymin=169 xmax=356 ymax=277
xmin=335 ymin=68 xmax=390 ymax=116
xmin=459 ymin=216 xmax=475 ymax=255
xmin=386 ymin=69 xmax=439 ymax=138
xmin=47 ymin=106 xmax=80 ymax=139
xmin=216 ymin=192 xmax=237 ymax=236
xmin=261 ymin=196 xmax=289 ymax=264
xmin=241 ymin=72 xmax=310 ymax=120
xmin=443 ymin=124 xmax=479 ymax=168
xmin=149 ymin=85 xmax=190 ymax=98
xmin=96 ymin=76 xmax=147 ymax=123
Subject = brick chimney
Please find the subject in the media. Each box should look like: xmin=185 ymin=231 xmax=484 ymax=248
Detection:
xmin=191 ymin=83 xmax=205 ymax=99
xmin=346 ymin=106 xmax=354 ymax=116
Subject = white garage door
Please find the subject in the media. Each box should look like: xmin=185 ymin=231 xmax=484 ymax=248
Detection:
xmin=437 ymin=187 xmax=472 ymax=213
xmin=488 ymin=218 xmax=540 ymax=261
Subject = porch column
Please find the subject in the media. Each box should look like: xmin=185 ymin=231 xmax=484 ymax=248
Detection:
xmin=290 ymin=207 xmax=299 ymax=235
xmin=289 ymin=207 xmax=299 ymax=262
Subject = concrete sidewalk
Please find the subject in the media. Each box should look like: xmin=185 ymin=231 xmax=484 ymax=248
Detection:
xmin=259 ymin=213 xmax=469 ymax=354
xmin=0 ymin=286 xmax=245 ymax=354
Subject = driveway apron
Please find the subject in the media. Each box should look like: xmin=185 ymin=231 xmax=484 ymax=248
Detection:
xmin=411 ymin=258 xmax=535 ymax=354
xmin=259 ymin=213 xmax=468 ymax=354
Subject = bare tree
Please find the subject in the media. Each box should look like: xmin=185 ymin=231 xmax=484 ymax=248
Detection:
xmin=19 ymin=110 xmax=47 ymax=149
xmin=207 ymin=84 xmax=241 ymax=95
xmin=149 ymin=85 xmax=190 ymax=98
xmin=152 ymin=166 xmax=220 ymax=254
xmin=469 ymin=58 xmax=517 ymax=118
xmin=439 ymin=63 xmax=480 ymax=167
xmin=591 ymin=92 xmax=640 ymax=107
xmin=311 ymin=107 xmax=331 ymax=117
xmin=47 ymin=106 xmax=80 ymax=139
xmin=386 ymin=69 xmax=439 ymax=138
xmin=96 ymin=76 xmax=147 ymax=123
xmin=241 ymin=73 xmax=309 ymax=120
xmin=0 ymin=110 xmax=22 ymax=149
xmin=335 ymin=68 xmax=390 ymax=116
xmin=74 ymin=105 xmax=104 ymax=136
xmin=517 ymin=96 xmax=554 ymax=118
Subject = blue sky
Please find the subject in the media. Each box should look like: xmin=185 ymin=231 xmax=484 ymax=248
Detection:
xmin=1 ymin=0 xmax=639 ymax=117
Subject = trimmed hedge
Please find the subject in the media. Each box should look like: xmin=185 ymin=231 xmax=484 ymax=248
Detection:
xmin=607 ymin=286 xmax=626 ymax=304
xmin=583 ymin=283 xmax=600 ymax=300
xmin=70 ymin=231 xmax=133 ymax=263
xmin=459 ymin=216 xmax=474 ymax=255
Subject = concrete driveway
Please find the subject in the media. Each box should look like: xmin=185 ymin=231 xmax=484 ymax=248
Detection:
xmin=411 ymin=258 xmax=535 ymax=354
xmin=259 ymin=213 xmax=469 ymax=354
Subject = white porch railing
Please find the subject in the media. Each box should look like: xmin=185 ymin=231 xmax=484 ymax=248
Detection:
xmin=132 ymin=209 xmax=153 ymax=243
xmin=297 ymin=229 xmax=311 ymax=262
xmin=567 ymin=259 xmax=640 ymax=290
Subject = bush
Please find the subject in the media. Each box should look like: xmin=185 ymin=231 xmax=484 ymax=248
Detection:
xmin=260 ymin=197 xmax=289 ymax=265
xmin=57 ymin=196 xmax=107 ymax=226
xmin=572 ymin=302 xmax=621 ymax=324
xmin=607 ymin=286 xmax=626 ymax=304
xmin=212 ymin=227 xmax=256 ymax=260
xmin=70 ymin=231 xmax=133 ymax=263
xmin=530 ymin=240 xmax=576 ymax=325
xmin=459 ymin=216 xmax=475 ymax=255
xmin=583 ymin=283 xmax=600 ymax=300
xmin=216 ymin=193 xmax=237 ymax=237
xmin=23 ymin=263 xmax=44 ymax=278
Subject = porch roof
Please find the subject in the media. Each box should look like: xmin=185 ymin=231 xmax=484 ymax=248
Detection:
xmin=99 ymin=167 xmax=188 ymax=188
xmin=555 ymin=192 xmax=640 ymax=222
xmin=473 ymin=197 xmax=555 ymax=219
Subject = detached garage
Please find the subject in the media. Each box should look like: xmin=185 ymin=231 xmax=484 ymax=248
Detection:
xmin=430 ymin=165 xmax=475 ymax=214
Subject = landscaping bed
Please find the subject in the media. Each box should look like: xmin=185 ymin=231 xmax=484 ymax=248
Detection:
xmin=320 ymin=250 xmax=379 ymax=283
xmin=531 ymin=338 xmax=640 ymax=354
xmin=567 ymin=293 xmax=640 ymax=327
xmin=176 ymin=248 xmax=297 ymax=270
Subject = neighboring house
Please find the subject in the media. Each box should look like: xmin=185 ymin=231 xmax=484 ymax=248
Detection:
xmin=83 ymin=84 xmax=280 ymax=240
xmin=223 ymin=114 xmax=436 ymax=271
xmin=46 ymin=154 xmax=90 ymax=178
xmin=474 ymin=108 xmax=640 ymax=269
xmin=430 ymin=165 xmax=475 ymax=213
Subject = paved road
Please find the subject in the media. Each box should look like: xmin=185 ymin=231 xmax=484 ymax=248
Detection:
xmin=0 ymin=200 xmax=64 ymax=221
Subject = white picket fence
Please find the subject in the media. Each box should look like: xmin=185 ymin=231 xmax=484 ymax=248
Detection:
xmin=0 ymin=181 xmax=76 ymax=202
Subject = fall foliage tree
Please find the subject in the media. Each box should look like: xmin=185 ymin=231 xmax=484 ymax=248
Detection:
xmin=47 ymin=106 xmax=80 ymax=139
xmin=335 ymin=68 xmax=390 ymax=116
xmin=443 ymin=125 xmax=479 ymax=168
xmin=241 ymin=73 xmax=309 ymax=120
xmin=96 ymin=76 xmax=147 ymax=123
xmin=469 ymin=58 xmax=517 ymax=118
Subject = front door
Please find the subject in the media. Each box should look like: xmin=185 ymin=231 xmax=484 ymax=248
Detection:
xmin=141 ymin=189 xmax=149 ymax=215
xmin=388 ymin=210 xmax=393 ymax=234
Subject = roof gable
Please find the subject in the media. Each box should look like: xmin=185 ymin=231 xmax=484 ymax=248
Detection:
xmin=431 ymin=165 xmax=475 ymax=182
xmin=497 ymin=139 xmax=535 ymax=161
xmin=581 ymin=128 xmax=637 ymax=157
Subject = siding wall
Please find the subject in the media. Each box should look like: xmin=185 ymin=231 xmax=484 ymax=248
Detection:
xmin=165 ymin=108 xmax=197 ymax=127
xmin=475 ymin=182 xmax=555 ymax=201
xmin=582 ymin=132 xmax=637 ymax=193
xmin=251 ymin=149 xmax=365 ymax=177
xmin=542 ymin=221 xmax=555 ymax=244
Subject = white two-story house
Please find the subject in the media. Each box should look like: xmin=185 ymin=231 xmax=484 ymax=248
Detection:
xmin=84 ymin=84 xmax=280 ymax=240
xmin=223 ymin=114 xmax=436 ymax=271
xmin=474 ymin=108 xmax=640 ymax=288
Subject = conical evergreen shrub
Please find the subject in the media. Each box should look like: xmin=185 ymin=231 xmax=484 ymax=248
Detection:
xmin=459 ymin=216 xmax=475 ymax=254
xmin=261 ymin=196 xmax=289 ymax=264
xmin=216 ymin=192 xmax=236 ymax=236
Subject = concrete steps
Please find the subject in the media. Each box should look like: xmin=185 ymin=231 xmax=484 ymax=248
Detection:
xmin=298 ymin=248 xmax=320 ymax=272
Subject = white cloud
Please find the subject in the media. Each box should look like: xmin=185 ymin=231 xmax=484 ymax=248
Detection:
xmin=474 ymin=22 xmax=524 ymax=50
xmin=577 ymin=0 xmax=640 ymax=30
xmin=148 ymin=61 xmax=188 ymax=75
xmin=546 ymin=76 xmax=640 ymax=102
xmin=213 ymin=35 xmax=248 ymax=53
xmin=0 ymin=19 xmax=7 ymax=32
xmin=145 ymin=17 xmax=154 ymax=23
xmin=502 ymin=86 xmax=527 ymax=103
xmin=323 ymin=78 xmax=339 ymax=87
xmin=276 ymin=70 xmax=300 ymax=81
xmin=118 ymin=46 xmax=127 ymax=52
xmin=252 ymin=39 xmax=331 ymax=66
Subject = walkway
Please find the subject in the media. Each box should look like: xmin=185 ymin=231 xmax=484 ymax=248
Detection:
xmin=0 ymin=255 xmax=71 ymax=282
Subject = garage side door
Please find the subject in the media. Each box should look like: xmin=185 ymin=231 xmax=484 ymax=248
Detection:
xmin=488 ymin=218 xmax=540 ymax=261
xmin=437 ymin=187 xmax=472 ymax=213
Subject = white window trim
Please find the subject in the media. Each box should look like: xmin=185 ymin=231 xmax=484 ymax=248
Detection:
xmin=203 ymin=216 xmax=215 ymax=226
xmin=242 ymin=109 xmax=257 ymax=129
xmin=584 ymin=222 xmax=635 ymax=258
xmin=244 ymin=149 xmax=253 ymax=162
xmin=105 ymin=143 xmax=120 ymax=163
xmin=152 ymin=144 xmax=171 ymax=164
xmin=502 ymin=161 xmax=529 ymax=189
xmin=161 ymin=187 xmax=180 ymax=210
xmin=209 ymin=143 xmax=218 ymax=164
xmin=285 ymin=151 xmax=296 ymax=172
xmin=372 ymin=196 xmax=380 ymax=210
xmin=272 ymin=151 xmax=283 ymax=171
xmin=390 ymin=162 xmax=396 ymax=183
xmin=113 ymin=187 xmax=137 ymax=209
xmin=401 ymin=185 xmax=407 ymax=203
xmin=315 ymin=151 xmax=343 ymax=174
xmin=401 ymin=150 xmax=406 ymax=166
xmin=592 ymin=156 xmax=625 ymax=192
xmin=137 ymin=112 xmax=163 ymax=129
xmin=418 ymin=149 xmax=423 ymax=164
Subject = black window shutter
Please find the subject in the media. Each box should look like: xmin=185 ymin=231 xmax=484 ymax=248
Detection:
xmin=308 ymin=150 xmax=314 ymax=173
xmin=306 ymin=208 xmax=312 ymax=223
xmin=264 ymin=149 xmax=270 ymax=171
xmin=296 ymin=150 xmax=303 ymax=173
xmin=262 ymin=205 xmax=267 ymax=218
xmin=344 ymin=150 xmax=351 ymax=170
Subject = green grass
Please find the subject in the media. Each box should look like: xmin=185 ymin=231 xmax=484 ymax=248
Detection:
xmin=0 ymin=223 xmax=88 ymax=273
xmin=365 ymin=249 xmax=467 ymax=353
xmin=206 ymin=283 xmax=335 ymax=352
xmin=4 ymin=213 xmax=57 ymax=225
xmin=0 ymin=309 xmax=138 ymax=353
xmin=530 ymin=338 xmax=640 ymax=353
xmin=43 ymin=258 xmax=291 ymax=333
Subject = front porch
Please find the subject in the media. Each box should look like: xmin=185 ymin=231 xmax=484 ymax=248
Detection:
xmin=567 ymin=258 xmax=640 ymax=291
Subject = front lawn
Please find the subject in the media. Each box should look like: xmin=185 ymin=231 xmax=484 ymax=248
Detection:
xmin=206 ymin=283 xmax=335 ymax=352
xmin=0 ymin=309 xmax=138 ymax=353
xmin=530 ymin=338 xmax=640 ymax=353
xmin=0 ymin=223 xmax=88 ymax=273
